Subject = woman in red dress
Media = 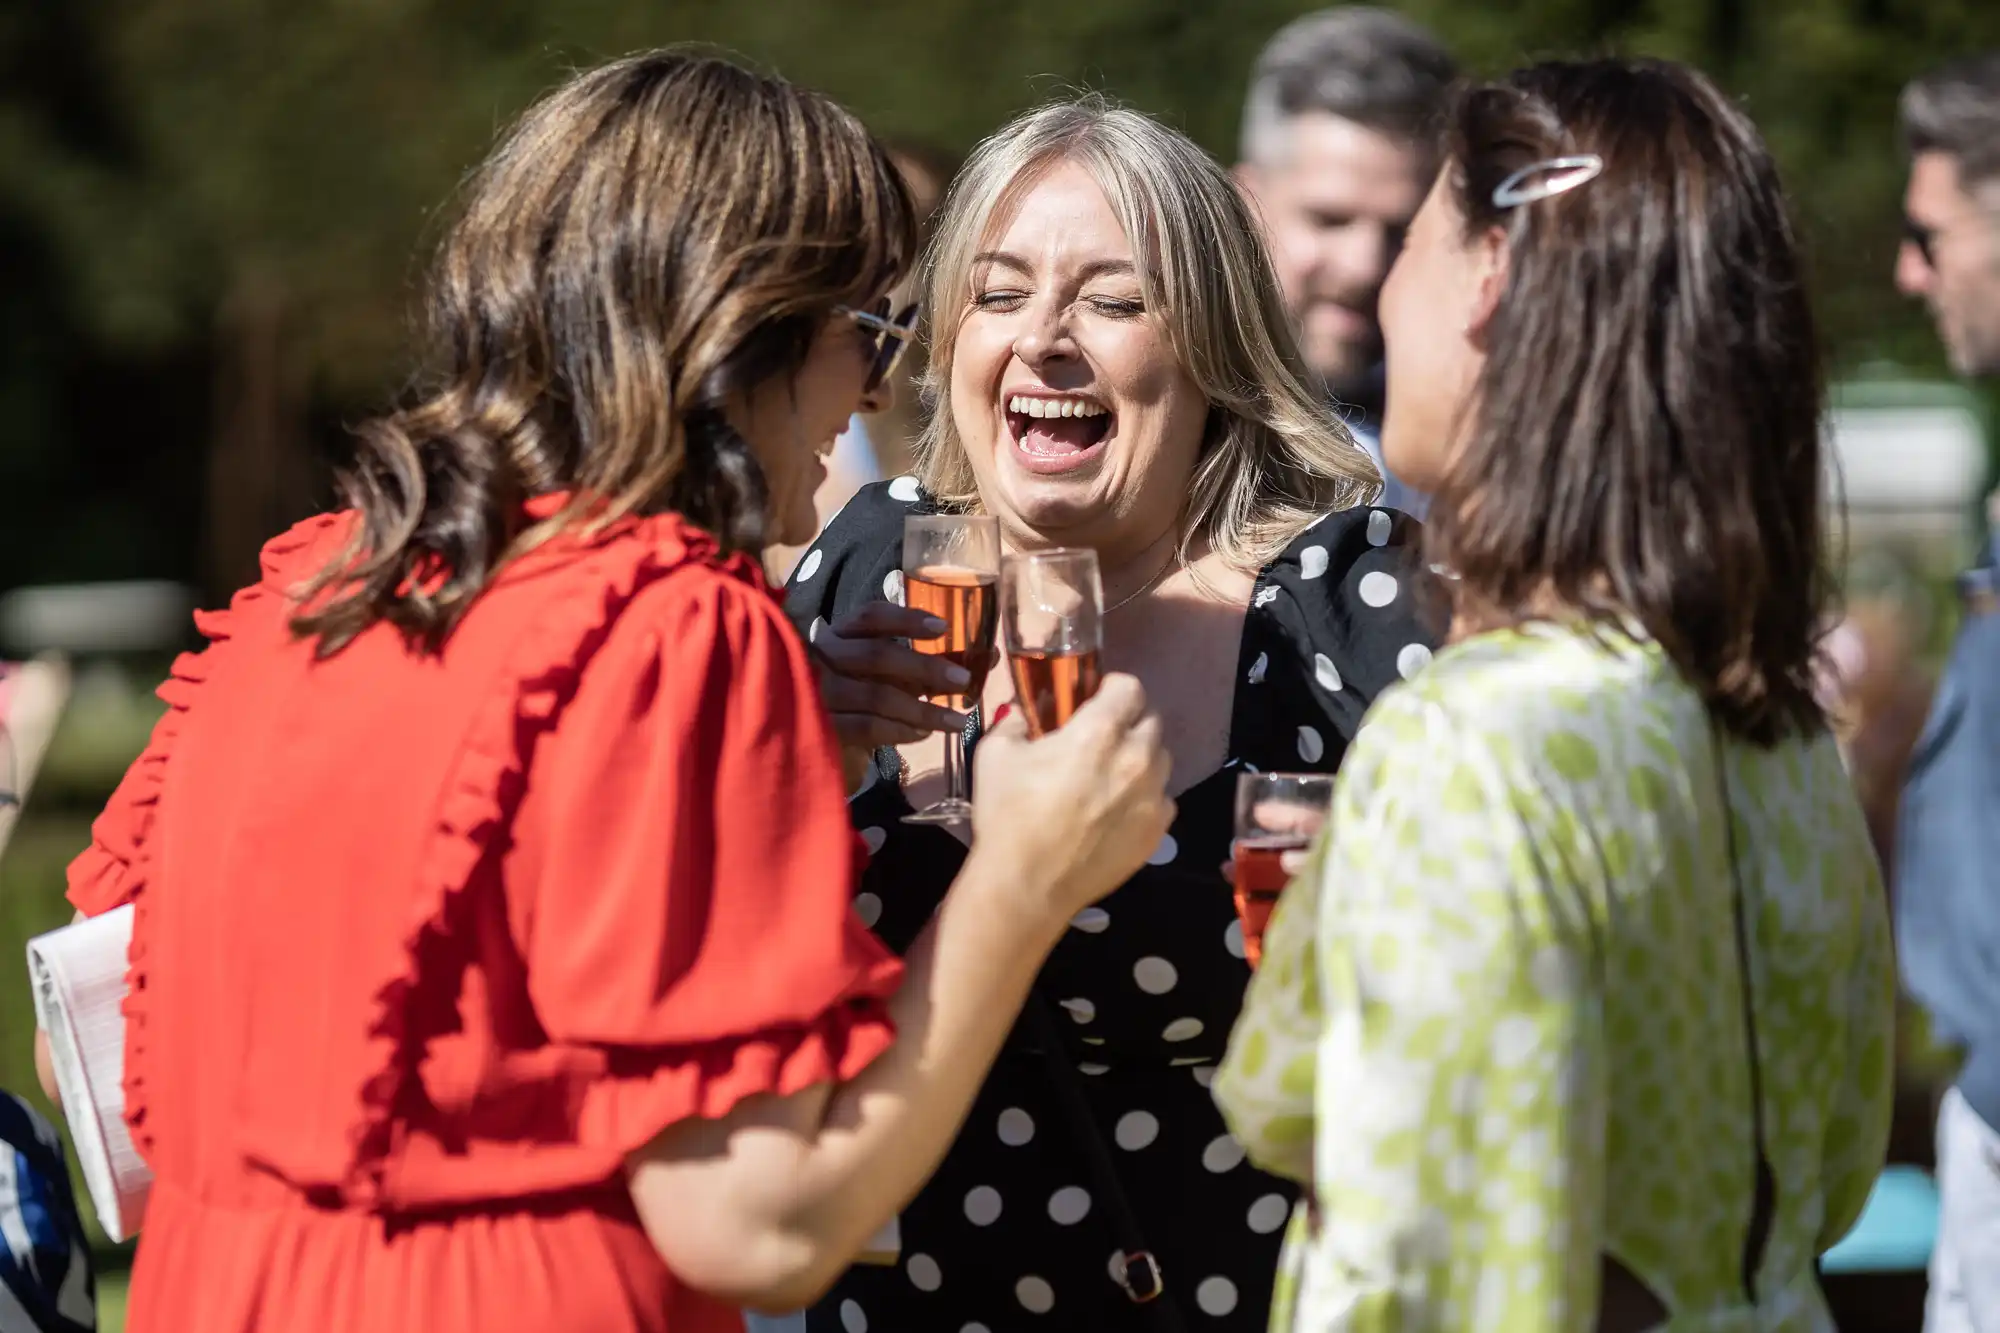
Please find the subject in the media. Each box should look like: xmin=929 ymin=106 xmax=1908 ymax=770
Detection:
xmin=49 ymin=50 xmax=1173 ymax=1332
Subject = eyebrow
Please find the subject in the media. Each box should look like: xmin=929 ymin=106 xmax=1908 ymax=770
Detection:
xmin=971 ymin=251 xmax=1138 ymax=282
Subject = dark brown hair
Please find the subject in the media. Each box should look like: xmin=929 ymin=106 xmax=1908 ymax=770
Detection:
xmin=1427 ymin=58 xmax=1827 ymax=745
xmin=294 ymin=49 xmax=917 ymax=653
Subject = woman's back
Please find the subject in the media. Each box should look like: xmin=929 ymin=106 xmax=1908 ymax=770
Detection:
xmin=1220 ymin=624 xmax=1894 ymax=1330
xmin=71 ymin=507 xmax=903 ymax=1333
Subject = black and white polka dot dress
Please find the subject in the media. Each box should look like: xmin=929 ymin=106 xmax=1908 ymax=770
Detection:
xmin=784 ymin=479 xmax=1437 ymax=1333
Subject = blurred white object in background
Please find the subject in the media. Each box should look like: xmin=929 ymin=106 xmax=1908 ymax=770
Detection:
xmin=0 ymin=654 xmax=72 ymax=859
xmin=0 ymin=580 xmax=194 ymax=656
xmin=1826 ymin=381 xmax=1989 ymax=551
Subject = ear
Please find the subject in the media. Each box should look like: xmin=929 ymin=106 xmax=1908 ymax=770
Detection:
xmin=1464 ymin=225 xmax=1511 ymax=345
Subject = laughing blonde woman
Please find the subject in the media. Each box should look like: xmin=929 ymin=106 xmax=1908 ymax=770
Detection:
xmin=786 ymin=98 xmax=1440 ymax=1332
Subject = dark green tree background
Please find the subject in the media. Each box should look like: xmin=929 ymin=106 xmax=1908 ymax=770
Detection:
xmin=1 ymin=0 xmax=1994 ymax=600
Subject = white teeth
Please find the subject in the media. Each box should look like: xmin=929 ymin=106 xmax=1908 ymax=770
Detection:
xmin=1007 ymin=395 xmax=1107 ymax=419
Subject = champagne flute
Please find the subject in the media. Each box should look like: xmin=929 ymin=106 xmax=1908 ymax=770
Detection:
xmin=1000 ymin=549 xmax=1105 ymax=737
xmin=1231 ymin=773 xmax=1334 ymax=968
xmin=902 ymin=514 xmax=1001 ymax=825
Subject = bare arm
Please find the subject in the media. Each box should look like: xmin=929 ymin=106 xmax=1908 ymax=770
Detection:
xmin=626 ymin=676 xmax=1172 ymax=1310
xmin=627 ymin=849 xmax=1063 ymax=1309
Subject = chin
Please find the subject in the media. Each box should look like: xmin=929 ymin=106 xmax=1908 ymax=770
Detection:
xmin=990 ymin=458 xmax=1117 ymax=534
xmin=1317 ymin=353 xmax=1380 ymax=401
xmin=1377 ymin=428 xmax=1435 ymax=495
xmin=764 ymin=498 xmax=818 ymax=550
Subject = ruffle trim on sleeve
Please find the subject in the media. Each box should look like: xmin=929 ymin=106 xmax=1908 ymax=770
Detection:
xmin=113 ymin=512 xmax=350 ymax=1159
xmin=339 ymin=513 xmax=781 ymax=1208
xmin=577 ymin=995 xmax=897 ymax=1159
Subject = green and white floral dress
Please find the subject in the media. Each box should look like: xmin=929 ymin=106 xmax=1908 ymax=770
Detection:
xmin=1214 ymin=623 xmax=1894 ymax=1332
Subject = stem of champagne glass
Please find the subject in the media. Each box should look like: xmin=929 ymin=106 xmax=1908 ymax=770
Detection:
xmin=943 ymin=725 xmax=968 ymax=803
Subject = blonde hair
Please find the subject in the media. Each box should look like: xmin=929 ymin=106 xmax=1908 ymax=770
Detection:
xmin=914 ymin=96 xmax=1379 ymax=571
xmin=296 ymin=50 xmax=916 ymax=653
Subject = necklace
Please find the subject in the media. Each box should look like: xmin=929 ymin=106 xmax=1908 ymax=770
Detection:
xmin=1105 ymin=551 xmax=1176 ymax=613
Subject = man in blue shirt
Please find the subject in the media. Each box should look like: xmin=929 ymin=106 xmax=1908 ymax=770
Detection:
xmin=1232 ymin=7 xmax=1455 ymax=517
xmin=1894 ymin=51 xmax=2000 ymax=1333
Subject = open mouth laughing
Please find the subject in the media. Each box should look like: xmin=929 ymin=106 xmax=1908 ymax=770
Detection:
xmin=1004 ymin=391 xmax=1115 ymax=475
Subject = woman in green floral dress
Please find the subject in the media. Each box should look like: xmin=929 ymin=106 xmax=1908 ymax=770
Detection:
xmin=1214 ymin=58 xmax=1896 ymax=1333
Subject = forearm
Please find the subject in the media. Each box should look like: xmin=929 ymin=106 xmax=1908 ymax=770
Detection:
xmin=781 ymin=852 xmax=1062 ymax=1265
xmin=630 ymin=850 xmax=1067 ymax=1308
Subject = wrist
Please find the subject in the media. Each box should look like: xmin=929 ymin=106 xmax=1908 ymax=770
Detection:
xmin=951 ymin=846 xmax=1071 ymax=953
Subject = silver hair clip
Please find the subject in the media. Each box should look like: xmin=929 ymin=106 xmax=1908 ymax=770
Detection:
xmin=1491 ymin=154 xmax=1604 ymax=209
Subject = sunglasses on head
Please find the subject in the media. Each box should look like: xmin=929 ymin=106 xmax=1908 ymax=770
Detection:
xmin=836 ymin=299 xmax=919 ymax=393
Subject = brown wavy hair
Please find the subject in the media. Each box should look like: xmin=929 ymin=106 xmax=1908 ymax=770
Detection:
xmin=1427 ymin=59 xmax=1829 ymax=746
xmin=294 ymin=50 xmax=917 ymax=653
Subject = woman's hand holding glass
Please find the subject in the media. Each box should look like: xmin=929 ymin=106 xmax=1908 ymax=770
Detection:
xmin=809 ymin=602 xmax=977 ymax=781
xmin=966 ymin=673 xmax=1175 ymax=926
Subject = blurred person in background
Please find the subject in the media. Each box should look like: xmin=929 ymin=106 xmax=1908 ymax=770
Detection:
xmin=1233 ymin=6 xmax=1456 ymax=516
xmin=767 ymin=140 xmax=960 ymax=582
xmin=0 ymin=1091 xmax=95 ymax=1333
xmin=1218 ymin=58 xmax=1894 ymax=1331
xmin=36 ymin=50 xmax=1175 ymax=1333
xmin=785 ymin=97 xmax=1437 ymax=1330
xmin=1811 ymin=557 xmax=1938 ymax=869
xmin=1893 ymin=49 xmax=2000 ymax=1333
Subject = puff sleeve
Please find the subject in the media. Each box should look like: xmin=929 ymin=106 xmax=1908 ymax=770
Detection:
xmin=507 ymin=567 xmax=905 ymax=1151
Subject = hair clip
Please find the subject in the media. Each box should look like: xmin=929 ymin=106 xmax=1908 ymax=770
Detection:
xmin=1491 ymin=154 xmax=1604 ymax=209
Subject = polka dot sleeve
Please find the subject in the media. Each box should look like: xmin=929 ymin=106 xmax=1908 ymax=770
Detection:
xmin=1229 ymin=505 xmax=1439 ymax=774
xmin=1218 ymin=688 xmax=1609 ymax=1333
xmin=782 ymin=478 xmax=930 ymax=647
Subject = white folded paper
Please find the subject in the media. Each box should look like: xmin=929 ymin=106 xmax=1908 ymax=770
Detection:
xmin=27 ymin=904 xmax=151 ymax=1240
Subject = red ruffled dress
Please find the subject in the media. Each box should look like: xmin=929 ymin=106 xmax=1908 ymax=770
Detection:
xmin=66 ymin=501 xmax=903 ymax=1333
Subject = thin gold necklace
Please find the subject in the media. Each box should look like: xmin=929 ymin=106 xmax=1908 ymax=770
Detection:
xmin=1105 ymin=550 xmax=1176 ymax=613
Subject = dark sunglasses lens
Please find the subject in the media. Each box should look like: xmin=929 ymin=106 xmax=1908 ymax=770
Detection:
xmin=1905 ymin=218 xmax=1934 ymax=265
xmin=863 ymin=306 xmax=919 ymax=392
xmin=866 ymin=341 xmax=901 ymax=392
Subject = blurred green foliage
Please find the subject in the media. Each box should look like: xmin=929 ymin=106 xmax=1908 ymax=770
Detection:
xmin=1 ymin=2 xmax=1996 ymax=592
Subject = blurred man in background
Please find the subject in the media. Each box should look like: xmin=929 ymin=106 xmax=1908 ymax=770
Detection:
xmin=1892 ymin=49 xmax=2000 ymax=1333
xmin=1233 ymin=6 xmax=1454 ymax=515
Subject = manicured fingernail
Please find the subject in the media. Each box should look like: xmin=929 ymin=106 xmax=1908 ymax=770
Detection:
xmin=944 ymin=663 xmax=971 ymax=688
xmin=992 ymin=702 xmax=1013 ymax=725
xmin=919 ymin=615 xmax=947 ymax=635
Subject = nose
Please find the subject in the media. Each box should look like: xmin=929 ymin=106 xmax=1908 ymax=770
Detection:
xmin=1895 ymin=239 xmax=1932 ymax=298
xmin=1011 ymin=299 xmax=1078 ymax=371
